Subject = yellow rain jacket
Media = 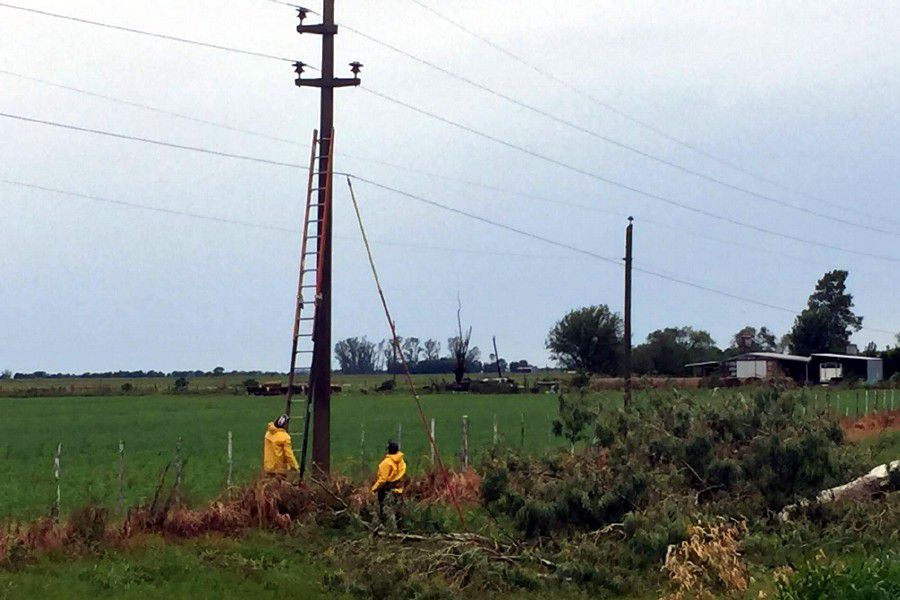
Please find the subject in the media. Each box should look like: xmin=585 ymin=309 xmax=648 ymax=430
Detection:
xmin=263 ymin=422 xmax=300 ymax=473
xmin=371 ymin=451 xmax=407 ymax=493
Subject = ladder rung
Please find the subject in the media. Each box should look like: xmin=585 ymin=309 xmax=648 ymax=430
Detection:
xmin=298 ymin=333 xmax=313 ymax=338
xmin=301 ymin=284 xmax=317 ymax=288
xmin=300 ymin=317 xmax=315 ymax=321
xmin=296 ymin=350 xmax=314 ymax=354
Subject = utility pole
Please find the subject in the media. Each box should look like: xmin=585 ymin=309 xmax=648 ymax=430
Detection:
xmin=623 ymin=217 xmax=634 ymax=409
xmin=295 ymin=1 xmax=361 ymax=474
xmin=492 ymin=336 xmax=503 ymax=379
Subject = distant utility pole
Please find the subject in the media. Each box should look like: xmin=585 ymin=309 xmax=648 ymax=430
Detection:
xmin=492 ymin=336 xmax=503 ymax=378
xmin=295 ymin=0 xmax=361 ymax=474
xmin=623 ymin=217 xmax=634 ymax=409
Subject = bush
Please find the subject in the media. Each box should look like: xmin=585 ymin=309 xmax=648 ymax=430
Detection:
xmin=776 ymin=553 xmax=900 ymax=600
xmin=483 ymin=388 xmax=861 ymax=539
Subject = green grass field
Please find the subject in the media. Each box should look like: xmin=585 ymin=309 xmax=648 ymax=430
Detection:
xmin=2 ymin=385 xmax=897 ymax=520
xmin=0 ymin=391 xmax=575 ymax=519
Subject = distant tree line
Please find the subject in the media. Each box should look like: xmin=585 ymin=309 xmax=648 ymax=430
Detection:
xmin=333 ymin=336 xmax=537 ymax=378
xmin=1 ymin=368 xmax=274 ymax=380
xmin=545 ymin=270 xmax=898 ymax=378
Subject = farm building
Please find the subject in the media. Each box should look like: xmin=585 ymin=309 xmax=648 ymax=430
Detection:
xmin=809 ymin=353 xmax=883 ymax=384
xmin=684 ymin=361 xmax=721 ymax=377
xmin=722 ymin=352 xmax=810 ymax=384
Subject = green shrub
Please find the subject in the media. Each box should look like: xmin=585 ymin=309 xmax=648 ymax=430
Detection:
xmin=777 ymin=553 xmax=900 ymax=600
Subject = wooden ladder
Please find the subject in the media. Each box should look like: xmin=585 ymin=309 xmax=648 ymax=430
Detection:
xmin=284 ymin=129 xmax=334 ymax=439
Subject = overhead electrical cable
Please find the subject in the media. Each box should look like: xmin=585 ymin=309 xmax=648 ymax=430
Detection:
xmin=2 ymin=107 xmax=895 ymax=264
xmin=346 ymin=174 xmax=898 ymax=337
xmin=3 ymin=174 xmax=894 ymax=334
xmin=358 ymin=88 xmax=900 ymax=264
xmin=0 ymin=68 xmax=305 ymax=147
xmin=0 ymin=1 xmax=309 ymax=64
xmin=405 ymin=0 xmax=898 ymax=228
xmin=0 ymin=67 xmax=835 ymax=269
xmin=0 ymin=67 xmax=850 ymax=266
xmin=0 ymin=111 xmax=306 ymax=169
xmin=2 ymin=179 xmax=566 ymax=260
xmin=339 ymin=22 xmax=893 ymax=236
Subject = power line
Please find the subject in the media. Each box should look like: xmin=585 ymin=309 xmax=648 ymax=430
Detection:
xmin=2 ymin=104 xmax=895 ymax=265
xmin=347 ymin=174 xmax=897 ymax=337
xmin=405 ymin=0 xmax=899 ymax=228
xmin=0 ymin=67 xmax=841 ymax=266
xmin=0 ymin=111 xmax=306 ymax=169
xmin=0 ymin=68 xmax=304 ymax=147
xmin=1 ymin=179 xmax=565 ymax=261
xmin=359 ymin=87 xmax=900 ymax=264
xmin=0 ymin=2 xmax=306 ymax=64
xmin=339 ymin=21 xmax=894 ymax=237
xmin=4 ymin=178 xmax=894 ymax=336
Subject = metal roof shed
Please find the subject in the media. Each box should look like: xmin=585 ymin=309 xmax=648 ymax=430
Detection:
xmin=723 ymin=352 xmax=810 ymax=384
xmin=810 ymin=354 xmax=884 ymax=384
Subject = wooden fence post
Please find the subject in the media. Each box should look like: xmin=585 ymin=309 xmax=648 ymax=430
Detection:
xmin=118 ymin=440 xmax=126 ymax=514
xmin=865 ymin=390 xmax=869 ymax=416
xmin=520 ymin=413 xmax=525 ymax=450
xmin=461 ymin=415 xmax=469 ymax=469
xmin=173 ymin=437 xmax=184 ymax=502
xmin=52 ymin=443 xmax=62 ymax=520
xmin=493 ymin=414 xmax=498 ymax=447
xmin=360 ymin=422 xmax=366 ymax=465
xmin=430 ymin=418 xmax=435 ymax=465
xmin=226 ymin=431 xmax=233 ymax=488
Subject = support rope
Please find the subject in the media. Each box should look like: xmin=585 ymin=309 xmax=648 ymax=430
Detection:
xmin=346 ymin=177 xmax=466 ymax=527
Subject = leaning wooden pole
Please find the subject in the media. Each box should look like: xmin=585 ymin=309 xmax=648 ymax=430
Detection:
xmin=347 ymin=177 xmax=466 ymax=526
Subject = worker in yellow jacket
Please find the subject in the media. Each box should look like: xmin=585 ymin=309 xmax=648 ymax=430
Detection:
xmin=263 ymin=414 xmax=300 ymax=474
xmin=371 ymin=441 xmax=406 ymax=529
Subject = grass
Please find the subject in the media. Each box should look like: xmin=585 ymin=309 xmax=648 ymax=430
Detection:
xmin=1 ymin=385 xmax=896 ymax=520
xmin=0 ymin=532 xmax=349 ymax=599
xmin=0 ymin=391 xmax=571 ymax=519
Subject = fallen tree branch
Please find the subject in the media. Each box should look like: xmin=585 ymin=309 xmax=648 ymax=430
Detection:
xmin=780 ymin=459 xmax=899 ymax=521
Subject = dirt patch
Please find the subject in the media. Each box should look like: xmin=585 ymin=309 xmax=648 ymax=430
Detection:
xmin=841 ymin=409 xmax=900 ymax=442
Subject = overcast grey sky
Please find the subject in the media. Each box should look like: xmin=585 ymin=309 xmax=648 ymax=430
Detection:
xmin=1 ymin=0 xmax=897 ymax=373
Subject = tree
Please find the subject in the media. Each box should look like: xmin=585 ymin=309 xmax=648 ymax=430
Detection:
xmin=633 ymin=327 xmax=721 ymax=375
xmin=0 ymin=369 xmax=10 ymax=380
xmin=448 ymin=333 xmax=480 ymax=384
xmin=546 ymin=305 xmax=623 ymax=375
xmin=729 ymin=326 xmax=778 ymax=353
xmin=790 ymin=270 xmax=863 ymax=355
xmin=863 ymin=341 xmax=878 ymax=357
xmin=778 ymin=333 xmax=793 ymax=354
xmin=401 ymin=337 xmax=423 ymax=366
xmin=423 ymin=339 xmax=441 ymax=360
xmin=334 ymin=337 xmax=379 ymax=375
xmin=483 ymin=357 xmax=508 ymax=374
xmin=448 ymin=299 xmax=480 ymax=384
xmin=212 ymin=366 xmax=225 ymax=376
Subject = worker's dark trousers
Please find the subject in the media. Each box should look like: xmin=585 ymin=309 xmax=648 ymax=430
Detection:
xmin=377 ymin=489 xmax=404 ymax=532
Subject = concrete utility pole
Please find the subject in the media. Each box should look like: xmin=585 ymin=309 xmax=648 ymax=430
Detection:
xmin=295 ymin=0 xmax=361 ymax=474
xmin=623 ymin=217 xmax=634 ymax=409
